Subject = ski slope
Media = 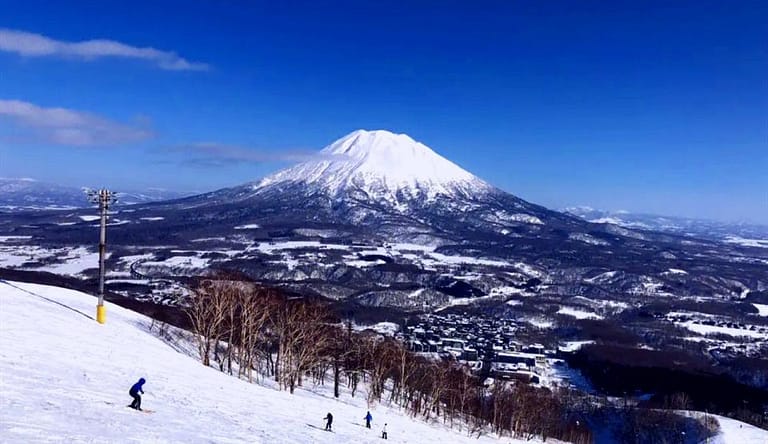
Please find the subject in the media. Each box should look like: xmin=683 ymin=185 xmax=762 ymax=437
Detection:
xmin=709 ymin=414 xmax=768 ymax=444
xmin=2 ymin=280 xmax=765 ymax=443
xmin=0 ymin=280 xmax=535 ymax=444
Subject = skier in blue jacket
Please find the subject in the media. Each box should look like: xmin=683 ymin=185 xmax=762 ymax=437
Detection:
xmin=128 ymin=378 xmax=146 ymax=411
xmin=365 ymin=411 xmax=373 ymax=428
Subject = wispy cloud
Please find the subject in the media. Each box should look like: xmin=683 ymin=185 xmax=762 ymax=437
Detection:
xmin=0 ymin=99 xmax=153 ymax=146
xmin=0 ymin=28 xmax=208 ymax=71
xmin=168 ymin=142 xmax=318 ymax=167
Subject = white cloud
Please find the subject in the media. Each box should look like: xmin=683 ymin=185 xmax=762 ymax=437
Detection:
xmin=169 ymin=142 xmax=317 ymax=167
xmin=0 ymin=28 xmax=208 ymax=71
xmin=0 ymin=99 xmax=153 ymax=147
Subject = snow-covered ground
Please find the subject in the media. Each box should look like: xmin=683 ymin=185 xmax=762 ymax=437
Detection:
xmin=723 ymin=236 xmax=768 ymax=249
xmin=234 ymin=223 xmax=260 ymax=229
xmin=0 ymin=236 xmax=32 ymax=242
xmin=583 ymin=271 xmax=618 ymax=284
xmin=556 ymin=306 xmax=603 ymax=320
xmin=0 ymin=244 xmax=103 ymax=277
xmin=557 ymin=340 xmax=595 ymax=353
xmin=678 ymin=321 xmax=768 ymax=340
xmin=753 ymin=303 xmax=768 ymax=317
xmin=709 ymin=414 xmax=768 ymax=444
xmin=31 ymin=246 xmax=102 ymax=276
xmin=353 ymin=321 xmax=400 ymax=336
xmin=244 ymin=240 xmax=513 ymax=271
xmin=0 ymin=280 xmax=542 ymax=444
xmin=568 ymin=233 xmax=610 ymax=246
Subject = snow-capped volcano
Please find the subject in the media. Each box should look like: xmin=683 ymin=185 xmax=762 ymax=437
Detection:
xmin=256 ymin=130 xmax=492 ymax=201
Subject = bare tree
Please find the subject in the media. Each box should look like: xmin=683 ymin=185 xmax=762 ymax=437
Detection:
xmin=186 ymin=274 xmax=234 ymax=367
xmin=269 ymin=297 xmax=333 ymax=393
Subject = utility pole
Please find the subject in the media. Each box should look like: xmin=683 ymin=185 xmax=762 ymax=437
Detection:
xmin=86 ymin=189 xmax=117 ymax=324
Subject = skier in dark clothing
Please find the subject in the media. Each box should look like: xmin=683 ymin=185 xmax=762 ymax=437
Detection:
xmin=128 ymin=378 xmax=146 ymax=411
xmin=324 ymin=412 xmax=333 ymax=431
xmin=365 ymin=411 xmax=373 ymax=428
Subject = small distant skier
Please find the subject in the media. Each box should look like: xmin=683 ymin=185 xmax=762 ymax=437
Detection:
xmin=128 ymin=377 xmax=146 ymax=411
xmin=381 ymin=423 xmax=387 ymax=440
xmin=324 ymin=412 xmax=333 ymax=431
xmin=365 ymin=410 xmax=373 ymax=428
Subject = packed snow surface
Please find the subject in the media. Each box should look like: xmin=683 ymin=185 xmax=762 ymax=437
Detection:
xmin=256 ymin=130 xmax=492 ymax=201
xmin=0 ymin=280 xmax=539 ymax=444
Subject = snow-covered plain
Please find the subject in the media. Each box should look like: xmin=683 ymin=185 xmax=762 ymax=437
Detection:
xmin=0 ymin=244 xmax=103 ymax=277
xmin=556 ymin=306 xmax=603 ymax=320
xmin=723 ymin=236 xmax=768 ymax=248
xmin=678 ymin=321 xmax=768 ymax=339
xmin=0 ymin=281 xmax=540 ymax=444
xmin=32 ymin=246 xmax=103 ymax=276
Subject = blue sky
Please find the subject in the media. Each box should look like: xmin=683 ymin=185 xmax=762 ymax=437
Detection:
xmin=0 ymin=1 xmax=766 ymax=222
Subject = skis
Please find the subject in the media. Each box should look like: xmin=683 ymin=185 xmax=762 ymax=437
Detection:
xmin=306 ymin=423 xmax=333 ymax=433
xmin=126 ymin=406 xmax=155 ymax=414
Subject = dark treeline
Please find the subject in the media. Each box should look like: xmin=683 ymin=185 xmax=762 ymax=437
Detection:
xmin=183 ymin=272 xmax=717 ymax=443
xmin=568 ymin=344 xmax=768 ymax=430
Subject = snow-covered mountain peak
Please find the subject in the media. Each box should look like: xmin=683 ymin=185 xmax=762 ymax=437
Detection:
xmin=257 ymin=129 xmax=492 ymax=201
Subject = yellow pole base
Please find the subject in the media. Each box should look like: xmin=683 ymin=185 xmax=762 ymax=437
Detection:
xmin=96 ymin=305 xmax=106 ymax=324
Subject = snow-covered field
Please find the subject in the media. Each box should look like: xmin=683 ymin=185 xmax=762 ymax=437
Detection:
xmin=0 ymin=280 xmax=542 ymax=444
xmin=245 ymin=240 xmax=513 ymax=271
xmin=0 ymin=236 xmax=32 ymax=242
xmin=31 ymin=246 xmax=102 ymax=276
xmin=0 ymin=244 xmax=103 ymax=277
xmin=723 ymin=236 xmax=768 ymax=249
xmin=353 ymin=321 xmax=400 ymax=336
xmin=556 ymin=306 xmax=603 ymax=320
xmin=234 ymin=223 xmax=260 ymax=229
xmin=568 ymin=233 xmax=610 ymax=246
xmin=678 ymin=321 xmax=768 ymax=339
xmin=753 ymin=303 xmax=768 ymax=317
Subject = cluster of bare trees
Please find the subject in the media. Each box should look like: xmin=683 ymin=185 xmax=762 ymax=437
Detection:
xmin=187 ymin=275 xmax=272 ymax=380
xmin=186 ymin=273 xmax=591 ymax=442
xmin=187 ymin=272 xmax=332 ymax=391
